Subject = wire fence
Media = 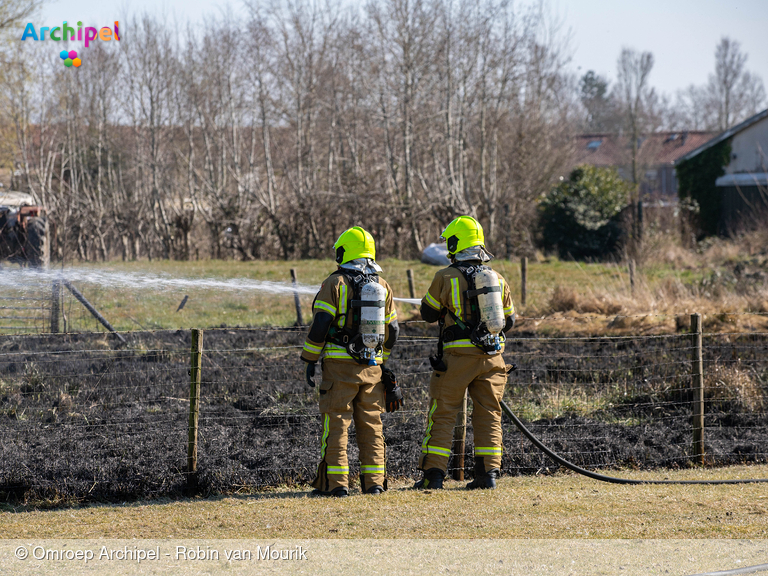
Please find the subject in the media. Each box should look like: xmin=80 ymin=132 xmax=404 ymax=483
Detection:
xmin=0 ymin=280 xmax=103 ymax=335
xmin=0 ymin=324 xmax=766 ymax=503
xmin=0 ymin=294 xmax=50 ymax=332
xmin=7 ymin=273 xmax=237 ymax=337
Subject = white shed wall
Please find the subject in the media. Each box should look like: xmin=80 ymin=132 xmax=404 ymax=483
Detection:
xmin=726 ymin=116 xmax=768 ymax=173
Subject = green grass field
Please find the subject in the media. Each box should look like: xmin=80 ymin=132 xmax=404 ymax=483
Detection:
xmin=22 ymin=251 xmax=766 ymax=336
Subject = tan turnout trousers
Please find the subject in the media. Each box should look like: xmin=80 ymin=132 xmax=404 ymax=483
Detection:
xmin=419 ymin=352 xmax=507 ymax=474
xmin=312 ymin=361 xmax=386 ymax=493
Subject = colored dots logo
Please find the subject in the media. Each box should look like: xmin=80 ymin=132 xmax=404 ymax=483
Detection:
xmin=60 ymin=49 xmax=81 ymax=68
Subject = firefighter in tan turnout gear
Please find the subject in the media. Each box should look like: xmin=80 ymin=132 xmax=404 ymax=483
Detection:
xmin=415 ymin=216 xmax=515 ymax=490
xmin=301 ymin=226 xmax=402 ymax=497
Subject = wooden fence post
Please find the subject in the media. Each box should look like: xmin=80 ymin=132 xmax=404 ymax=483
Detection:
xmin=520 ymin=257 xmax=527 ymax=307
xmin=188 ymin=329 xmax=203 ymax=476
xmin=50 ymin=280 xmax=60 ymax=333
xmin=629 ymin=259 xmax=636 ymax=296
xmin=452 ymin=390 xmax=468 ymax=481
xmin=406 ymin=269 xmax=415 ymax=299
xmin=290 ymin=269 xmax=304 ymax=326
xmin=690 ymin=313 xmax=704 ymax=464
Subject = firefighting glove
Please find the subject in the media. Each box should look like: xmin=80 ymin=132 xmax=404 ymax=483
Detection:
xmin=381 ymin=366 xmax=403 ymax=412
xmin=304 ymin=361 xmax=317 ymax=388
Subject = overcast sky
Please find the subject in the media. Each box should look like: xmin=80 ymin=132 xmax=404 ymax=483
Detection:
xmin=38 ymin=0 xmax=768 ymax=101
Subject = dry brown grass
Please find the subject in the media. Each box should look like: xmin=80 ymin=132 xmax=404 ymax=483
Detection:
xmin=705 ymin=364 xmax=765 ymax=413
xmin=527 ymin=230 xmax=768 ymax=335
xmin=699 ymin=238 xmax=746 ymax=266
xmin=633 ymin=231 xmax=698 ymax=269
xmin=747 ymin=294 xmax=768 ymax=313
xmin=2 ymin=466 xmax=768 ymax=539
xmin=548 ymin=285 xmax=623 ymax=315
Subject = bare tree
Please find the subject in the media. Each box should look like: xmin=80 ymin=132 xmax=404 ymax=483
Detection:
xmin=2 ymin=2 xmax=579 ymax=263
xmin=668 ymin=84 xmax=710 ymax=130
xmin=121 ymin=15 xmax=177 ymax=259
xmin=707 ymin=38 xmax=765 ymax=130
xmin=0 ymin=0 xmax=41 ymax=34
xmin=366 ymin=0 xmax=444 ymax=256
xmin=710 ymin=37 xmax=744 ymax=130
xmin=671 ymin=38 xmax=766 ymax=132
xmin=615 ymin=48 xmax=654 ymax=188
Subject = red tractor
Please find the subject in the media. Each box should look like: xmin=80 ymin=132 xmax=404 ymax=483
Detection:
xmin=0 ymin=191 xmax=50 ymax=269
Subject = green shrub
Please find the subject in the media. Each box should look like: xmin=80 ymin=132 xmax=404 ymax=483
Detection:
xmin=538 ymin=165 xmax=632 ymax=260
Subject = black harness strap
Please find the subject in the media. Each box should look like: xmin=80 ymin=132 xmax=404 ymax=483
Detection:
xmin=465 ymin=285 xmax=501 ymax=299
xmin=429 ymin=308 xmax=449 ymax=371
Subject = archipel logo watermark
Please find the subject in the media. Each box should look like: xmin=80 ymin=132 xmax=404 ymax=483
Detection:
xmin=60 ymin=50 xmax=81 ymax=68
xmin=21 ymin=21 xmax=121 ymax=68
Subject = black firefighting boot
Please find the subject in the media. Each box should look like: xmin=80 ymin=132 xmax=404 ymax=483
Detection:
xmin=413 ymin=468 xmax=445 ymax=490
xmin=361 ymin=475 xmax=386 ymax=495
xmin=466 ymin=457 xmax=499 ymax=490
xmin=311 ymin=486 xmax=349 ymax=498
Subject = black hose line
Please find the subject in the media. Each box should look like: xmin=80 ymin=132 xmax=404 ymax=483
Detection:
xmin=500 ymin=400 xmax=768 ymax=485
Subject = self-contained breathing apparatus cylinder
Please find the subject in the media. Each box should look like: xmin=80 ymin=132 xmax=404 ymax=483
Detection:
xmin=355 ymin=280 xmax=387 ymax=365
xmin=472 ymin=268 xmax=505 ymax=353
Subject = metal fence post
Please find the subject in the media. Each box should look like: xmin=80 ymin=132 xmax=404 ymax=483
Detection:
xmin=520 ymin=257 xmax=527 ymax=307
xmin=50 ymin=280 xmax=60 ymax=334
xmin=407 ymin=269 xmax=416 ymax=299
xmin=62 ymin=280 xmax=126 ymax=343
xmin=629 ymin=260 xmax=636 ymax=296
xmin=691 ymin=313 xmax=704 ymax=464
xmin=188 ymin=329 xmax=203 ymax=476
xmin=290 ymin=269 xmax=304 ymax=326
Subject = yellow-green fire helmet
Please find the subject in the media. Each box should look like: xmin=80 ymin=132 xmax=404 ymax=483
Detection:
xmin=440 ymin=216 xmax=485 ymax=255
xmin=334 ymin=226 xmax=376 ymax=264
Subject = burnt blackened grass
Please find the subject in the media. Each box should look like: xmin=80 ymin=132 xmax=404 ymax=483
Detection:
xmin=0 ymin=327 xmax=766 ymax=505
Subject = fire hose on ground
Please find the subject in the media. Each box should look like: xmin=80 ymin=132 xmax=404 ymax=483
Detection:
xmin=499 ymin=399 xmax=768 ymax=486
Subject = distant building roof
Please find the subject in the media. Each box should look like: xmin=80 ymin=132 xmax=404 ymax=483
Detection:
xmin=674 ymin=108 xmax=768 ymax=165
xmin=573 ymin=131 xmax=716 ymax=169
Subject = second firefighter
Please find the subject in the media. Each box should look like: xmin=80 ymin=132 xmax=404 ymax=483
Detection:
xmin=415 ymin=216 xmax=516 ymax=490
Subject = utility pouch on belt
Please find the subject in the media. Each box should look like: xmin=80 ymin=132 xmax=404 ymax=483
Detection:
xmin=429 ymin=355 xmax=447 ymax=372
xmin=381 ymin=366 xmax=403 ymax=412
